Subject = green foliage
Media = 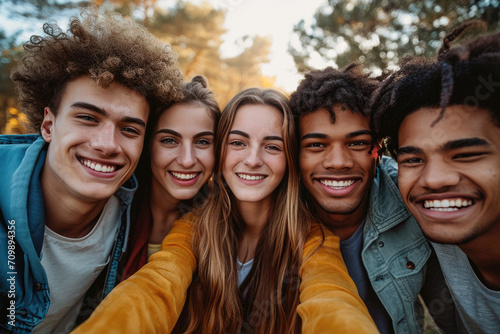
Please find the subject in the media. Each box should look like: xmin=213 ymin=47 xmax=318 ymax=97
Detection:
xmin=289 ymin=0 xmax=500 ymax=72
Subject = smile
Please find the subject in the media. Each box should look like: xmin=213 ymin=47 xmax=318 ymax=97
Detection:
xmin=80 ymin=158 xmax=118 ymax=173
xmin=423 ymin=198 xmax=473 ymax=211
xmin=319 ymin=179 xmax=356 ymax=189
xmin=237 ymin=173 xmax=266 ymax=181
xmin=170 ymin=171 xmax=200 ymax=180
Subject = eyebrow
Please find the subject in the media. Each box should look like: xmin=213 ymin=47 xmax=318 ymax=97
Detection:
xmin=397 ymin=146 xmax=423 ymax=156
xmin=301 ymin=133 xmax=328 ymax=141
xmin=72 ymin=102 xmax=146 ymax=128
xmin=301 ymin=129 xmax=372 ymax=141
xmin=229 ymin=130 xmax=283 ymax=142
xmin=346 ymin=129 xmax=372 ymax=138
xmin=442 ymin=137 xmax=490 ymax=150
xmin=155 ymin=129 xmax=181 ymax=137
xmin=398 ymin=137 xmax=491 ymax=156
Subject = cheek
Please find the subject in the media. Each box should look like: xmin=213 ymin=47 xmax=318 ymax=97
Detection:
xmin=273 ymin=155 xmax=287 ymax=180
xmin=397 ymin=172 xmax=414 ymax=200
xmin=198 ymin=149 xmax=216 ymax=172
xmin=127 ymin=141 xmax=145 ymax=165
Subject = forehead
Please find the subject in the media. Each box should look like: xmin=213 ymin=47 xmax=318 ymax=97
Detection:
xmin=156 ymin=103 xmax=214 ymax=130
xmin=299 ymin=107 xmax=370 ymax=136
xmin=232 ymin=104 xmax=283 ymax=133
xmin=60 ymin=76 xmax=149 ymax=120
xmin=398 ymin=106 xmax=500 ymax=150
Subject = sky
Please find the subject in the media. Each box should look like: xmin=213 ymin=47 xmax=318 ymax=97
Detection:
xmin=1 ymin=0 xmax=327 ymax=92
xmin=213 ymin=0 xmax=326 ymax=92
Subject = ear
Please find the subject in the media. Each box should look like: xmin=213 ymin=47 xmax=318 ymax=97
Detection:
xmin=40 ymin=107 xmax=55 ymax=143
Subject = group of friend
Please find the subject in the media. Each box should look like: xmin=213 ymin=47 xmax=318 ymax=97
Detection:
xmin=0 ymin=8 xmax=498 ymax=334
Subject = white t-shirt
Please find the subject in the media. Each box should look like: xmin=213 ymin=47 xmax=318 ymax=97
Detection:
xmin=33 ymin=195 xmax=121 ymax=334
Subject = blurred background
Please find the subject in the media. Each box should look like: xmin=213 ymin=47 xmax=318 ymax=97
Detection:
xmin=1 ymin=0 xmax=499 ymax=134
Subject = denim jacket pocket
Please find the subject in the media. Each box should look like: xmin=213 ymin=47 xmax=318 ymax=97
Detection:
xmin=388 ymin=240 xmax=431 ymax=301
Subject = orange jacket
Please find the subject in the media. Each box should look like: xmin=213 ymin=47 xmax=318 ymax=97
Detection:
xmin=73 ymin=213 xmax=378 ymax=333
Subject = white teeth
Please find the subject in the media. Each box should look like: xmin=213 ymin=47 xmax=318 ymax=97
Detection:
xmin=320 ymin=179 xmax=355 ymax=189
xmin=82 ymin=159 xmax=116 ymax=173
xmin=237 ymin=173 xmax=265 ymax=181
xmin=171 ymin=172 xmax=198 ymax=180
xmin=424 ymin=198 xmax=473 ymax=210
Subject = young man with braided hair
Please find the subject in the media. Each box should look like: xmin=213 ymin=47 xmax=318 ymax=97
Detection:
xmin=289 ymin=64 xmax=455 ymax=333
xmin=371 ymin=21 xmax=500 ymax=332
xmin=0 ymin=9 xmax=183 ymax=333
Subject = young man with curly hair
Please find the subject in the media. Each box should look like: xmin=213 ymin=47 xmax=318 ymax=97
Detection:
xmin=0 ymin=9 xmax=183 ymax=333
xmin=289 ymin=64 xmax=455 ymax=333
xmin=371 ymin=22 xmax=500 ymax=332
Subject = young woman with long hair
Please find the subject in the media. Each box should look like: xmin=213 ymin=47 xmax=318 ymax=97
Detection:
xmin=74 ymin=88 xmax=378 ymax=334
xmin=121 ymin=75 xmax=220 ymax=279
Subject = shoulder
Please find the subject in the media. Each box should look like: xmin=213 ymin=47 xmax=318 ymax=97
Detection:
xmin=0 ymin=135 xmax=46 ymax=185
xmin=0 ymin=134 xmax=41 ymax=145
xmin=0 ymin=134 xmax=44 ymax=156
xmin=377 ymin=156 xmax=398 ymax=183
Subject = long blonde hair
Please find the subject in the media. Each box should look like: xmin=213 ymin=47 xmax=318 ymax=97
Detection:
xmin=179 ymin=88 xmax=311 ymax=333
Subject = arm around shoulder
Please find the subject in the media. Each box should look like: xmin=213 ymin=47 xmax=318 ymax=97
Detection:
xmin=298 ymin=222 xmax=379 ymax=334
xmin=72 ymin=214 xmax=197 ymax=333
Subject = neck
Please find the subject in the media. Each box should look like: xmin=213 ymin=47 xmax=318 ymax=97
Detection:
xmin=41 ymin=171 xmax=108 ymax=238
xmin=316 ymin=201 xmax=368 ymax=241
xmin=458 ymin=229 xmax=500 ymax=290
xmin=148 ymin=181 xmax=182 ymax=244
xmin=236 ymin=199 xmax=270 ymax=262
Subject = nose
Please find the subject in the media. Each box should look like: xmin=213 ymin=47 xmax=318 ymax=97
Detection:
xmin=244 ymin=146 xmax=264 ymax=168
xmin=419 ymin=157 xmax=460 ymax=190
xmin=178 ymin=144 xmax=196 ymax=168
xmin=322 ymin=144 xmax=354 ymax=170
xmin=91 ymin=123 xmax=122 ymax=155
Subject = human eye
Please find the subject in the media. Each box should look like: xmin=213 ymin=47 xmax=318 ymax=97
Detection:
xmin=122 ymin=126 xmax=141 ymax=137
xmin=160 ymin=137 xmax=177 ymax=145
xmin=397 ymin=156 xmax=424 ymax=166
xmin=303 ymin=142 xmax=326 ymax=150
xmin=76 ymin=114 xmax=98 ymax=123
xmin=452 ymin=151 xmax=487 ymax=161
xmin=195 ymin=138 xmax=212 ymax=146
xmin=347 ymin=138 xmax=371 ymax=151
xmin=229 ymin=140 xmax=245 ymax=147
xmin=348 ymin=140 xmax=370 ymax=148
xmin=265 ymin=143 xmax=282 ymax=152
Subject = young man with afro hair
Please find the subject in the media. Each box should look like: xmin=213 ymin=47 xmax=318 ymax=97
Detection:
xmin=371 ymin=21 xmax=500 ymax=332
xmin=289 ymin=63 xmax=455 ymax=333
xmin=0 ymin=8 xmax=183 ymax=333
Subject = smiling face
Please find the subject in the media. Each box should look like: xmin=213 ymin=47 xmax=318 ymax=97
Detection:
xmin=299 ymin=107 xmax=377 ymax=233
xmin=41 ymin=75 xmax=149 ymax=204
xmin=150 ymin=102 xmax=216 ymax=201
xmin=223 ymin=104 xmax=286 ymax=207
xmin=397 ymin=106 xmax=500 ymax=245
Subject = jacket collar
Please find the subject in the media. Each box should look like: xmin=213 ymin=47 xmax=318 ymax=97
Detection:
xmin=366 ymin=157 xmax=412 ymax=234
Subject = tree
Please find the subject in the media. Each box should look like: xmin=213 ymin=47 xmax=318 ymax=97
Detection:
xmin=289 ymin=0 xmax=500 ymax=73
xmin=0 ymin=0 xmax=273 ymax=124
xmin=0 ymin=27 xmax=22 ymax=133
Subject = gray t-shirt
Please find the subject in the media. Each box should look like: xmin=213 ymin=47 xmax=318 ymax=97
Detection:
xmin=432 ymin=243 xmax=500 ymax=333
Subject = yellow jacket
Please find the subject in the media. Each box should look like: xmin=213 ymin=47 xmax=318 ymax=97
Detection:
xmin=72 ymin=213 xmax=378 ymax=333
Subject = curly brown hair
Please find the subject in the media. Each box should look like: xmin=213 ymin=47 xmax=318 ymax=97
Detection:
xmin=10 ymin=8 xmax=184 ymax=133
xmin=289 ymin=63 xmax=380 ymax=123
xmin=371 ymin=20 xmax=500 ymax=157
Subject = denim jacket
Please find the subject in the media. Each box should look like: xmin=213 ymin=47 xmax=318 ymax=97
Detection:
xmin=363 ymin=157 xmax=455 ymax=333
xmin=0 ymin=135 xmax=136 ymax=333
